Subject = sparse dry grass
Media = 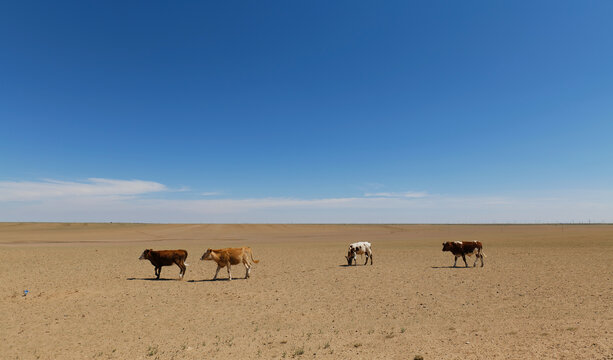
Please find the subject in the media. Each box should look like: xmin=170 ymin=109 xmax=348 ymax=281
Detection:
xmin=146 ymin=345 xmax=158 ymax=357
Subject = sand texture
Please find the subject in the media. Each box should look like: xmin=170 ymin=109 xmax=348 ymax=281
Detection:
xmin=1 ymin=223 xmax=612 ymax=359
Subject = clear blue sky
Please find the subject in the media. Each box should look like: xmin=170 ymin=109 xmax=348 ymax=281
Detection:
xmin=1 ymin=1 xmax=612 ymax=222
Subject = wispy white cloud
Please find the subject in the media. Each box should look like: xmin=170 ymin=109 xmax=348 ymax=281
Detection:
xmin=364 ymin=191 xmax=428 ymax=198
xmin=201 ymin=192 xmax=223 ymax=197
xmin=0 ymin=178 xmax=167 ymax=201
xmin=170 ymin=186 xmax=190 ymax=193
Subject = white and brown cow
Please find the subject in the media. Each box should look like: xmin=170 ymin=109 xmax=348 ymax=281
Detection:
xmin=345 ymin=242 xmax=373 ymax=266
xmin=442 ymin=241 xmax=485 ymax=267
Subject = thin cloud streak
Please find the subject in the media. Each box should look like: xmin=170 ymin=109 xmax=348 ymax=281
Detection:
xmin=0 ymin=178 xmax=167 ymax=201
xmin=364 ymin=191 xmax=428 ymax=198
xmin=201 ymin=192 xmax=223 ymax=197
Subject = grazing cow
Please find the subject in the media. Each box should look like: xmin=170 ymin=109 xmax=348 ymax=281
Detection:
xmin=200 ymin=247 xmax=259 ymax=280
xmin=345 ymin=242 xmax=373 ymax=266
xmin=139 ymin=249 xmax=189 ymax=279
xmin=442 ymin=241 xmax=485 ymax=267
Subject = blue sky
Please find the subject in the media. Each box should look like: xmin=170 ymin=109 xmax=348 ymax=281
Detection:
xmin=1 ymin=1 xmax=612 ymax=222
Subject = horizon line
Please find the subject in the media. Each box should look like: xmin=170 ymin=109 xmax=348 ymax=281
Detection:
xmin=2 ymin=221 xmax=611 ymax=226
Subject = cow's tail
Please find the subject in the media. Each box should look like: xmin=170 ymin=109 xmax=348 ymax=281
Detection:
xmin=250 ymin=249 xmax=260 ymax=264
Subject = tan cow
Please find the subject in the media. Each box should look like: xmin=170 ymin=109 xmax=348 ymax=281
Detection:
xmin=200 ymin=247 xmax=259 ymax=280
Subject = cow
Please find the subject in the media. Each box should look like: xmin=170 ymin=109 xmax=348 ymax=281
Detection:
xmin=139 ymin=249 xmax=189 ymax=279
xmin=345 ymin=242 xmax=373 ymax=266
xmin=442 ymin=241 xmax=485 ymax=267
xmin=200 ymin=247 xmax=259 ymax=280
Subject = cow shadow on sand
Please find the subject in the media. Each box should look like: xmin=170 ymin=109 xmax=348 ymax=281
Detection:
xmin=126 ymin=277 xmax=249 ymax=282
xmin=126 ymin=277 xmax=180 ymax=281
xmin=338 ymin=264 xmax=370 ymax=267
xmin=430 ymin=266 xmax=474 ymax=269
xmin=187 ymin=278 xmax=247 ymax=283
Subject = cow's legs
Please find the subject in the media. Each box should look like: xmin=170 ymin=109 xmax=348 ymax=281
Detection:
xmin=462 ymin=254 xmax=468 ymax=267
xmin=453 ymin=256 xmax=458 ymax=267
xmin=369 ymin=252 xmax=373 ymax=265
xmin=227 ymin=264 xmax=232 ymax=280
xmin=155 ymin=266 xmax=161 ymax=279
xmin=244 ymin=262 xmax=251 ymax=279
xmin=177 ymin=262 xmax=186 ymax=279
xmin=473 ymin=254 xmax=479 ymax=267
xmin=213 ymin=265 xmax=221 ymax=280
xmin=364 ymin=254 xmax=369 ymax=265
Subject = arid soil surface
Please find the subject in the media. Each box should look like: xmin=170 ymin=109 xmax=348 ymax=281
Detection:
xmin=1 ymin=223 xmax=612 ymax=359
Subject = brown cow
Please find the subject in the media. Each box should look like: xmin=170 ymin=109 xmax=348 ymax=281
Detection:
xmin=139 ymin=249 xmax=189 ymax=279
xmin=200 ymin=247 xmax=259 ymax=280
xmin=442 ymin=241 xmax=485 ymax=267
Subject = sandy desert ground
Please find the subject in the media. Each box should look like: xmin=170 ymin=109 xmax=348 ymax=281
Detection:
xmin=0 ymin=223 xmax=612 ymax=359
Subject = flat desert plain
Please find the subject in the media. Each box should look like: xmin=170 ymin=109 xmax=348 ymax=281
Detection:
xmin=1 ymin=223 xmax=612 ymax=360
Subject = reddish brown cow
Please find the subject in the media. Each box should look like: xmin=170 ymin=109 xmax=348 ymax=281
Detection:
xmin=442 ymin=241 xmax=485 ymax=267
xmin=139 ymin=249 xmax=189 ymax=279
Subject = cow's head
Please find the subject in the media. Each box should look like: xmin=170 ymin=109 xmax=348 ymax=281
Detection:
xmin=200 ymin=249 xmax=213 ymax=261
xmin=442 ymin=242 xmax=452 ymax=252
xmin=139 ymin=249 xmax=152 ymax=260
xmin=345 ymin=249 xmax=354 ymax=265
